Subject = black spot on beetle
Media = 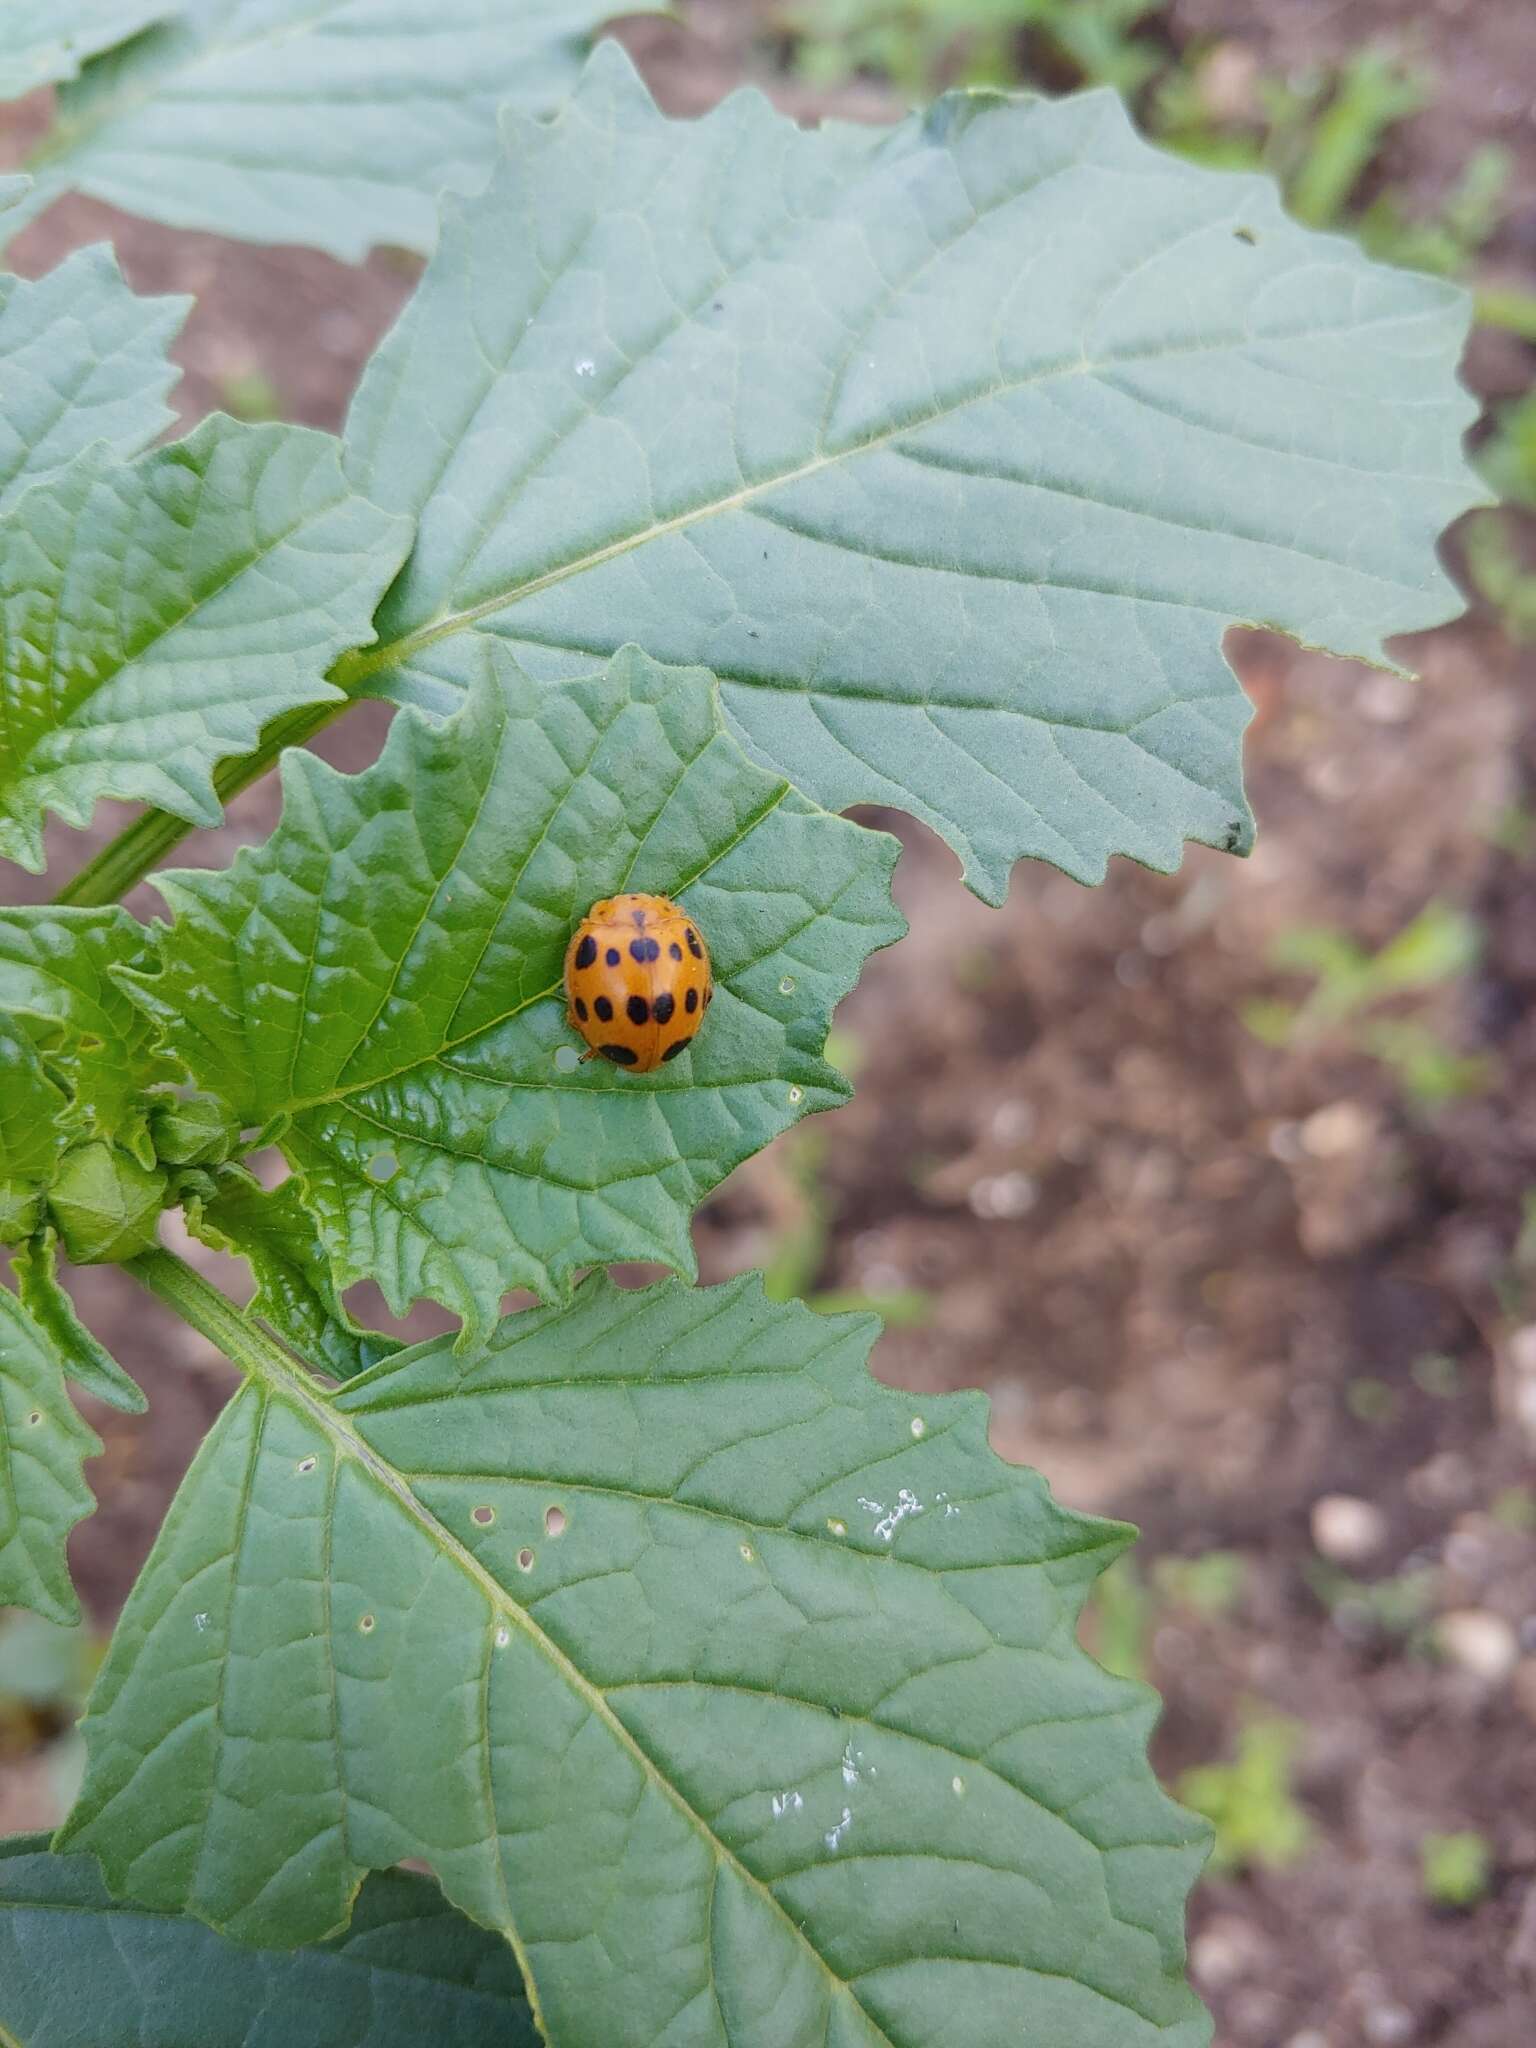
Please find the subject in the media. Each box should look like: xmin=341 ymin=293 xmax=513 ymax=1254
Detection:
xmin=606 ymin=947 xmax=621 ymax=967
xmin=654 ymin=991 xmax=675 ymax=1026
xmin=598 ymin=1044 xmax=638 ymax=1066
xmin=574 ymin=997 xmax=588 ymax=1022
xmin=627 ymin=994 xmax=649 ymax=1026
xmin=594 ymin=995 xmax=613 ymax=1022
xmin=630 ymin=937 xmax=660 ymax=963
xmin=685 ymin=928 xmax=702 ymax=958
xmin=662 ymin=1036 xmax=693 ymax=1062
xmin=574 ymin=935 xmax=597 ymax=969
xmin=669 ymin=941 xmax=683 ymax=961
xmin=684 ymin=987 xmax=699 ymax=1015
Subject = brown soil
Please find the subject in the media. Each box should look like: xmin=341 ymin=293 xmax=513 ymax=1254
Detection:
xmin=3 ymin=4 xmax=1536 ymax=2043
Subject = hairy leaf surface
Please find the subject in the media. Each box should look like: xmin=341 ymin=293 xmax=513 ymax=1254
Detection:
xmin=131 ymin=648 xmax=903 ymax=1339
xmin=0 ymin=418 xmax=410 ymax=870
xmin=0 ymin=1 xmax=170 ymax=98
xmin=61 ymin=1274 xmax=1209 ymax=2045
xmin=2 ymin=0 xmax=649 ymax=262
xmin=0 ymin=1284 xmax=99 ymax=1625
xmin=189 ymin=1169 xmax=402 ymax=1383
xmin=346 ymin=44 xmax=1481 ymax=902
xmin=0 ymin=245 xmax=187 ymax=517
xmin=0 ymin=1838 xmax=538 ymax=2046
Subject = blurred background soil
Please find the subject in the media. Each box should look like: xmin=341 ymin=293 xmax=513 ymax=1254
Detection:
xmin=3 ymin=2 xmax=1536 ymax=2043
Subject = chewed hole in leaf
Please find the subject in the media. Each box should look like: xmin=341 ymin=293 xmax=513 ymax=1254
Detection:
xmin=472 ymin=1504 xmax=495 ymax=1526
xmin=516 ymin=1547 xmax=535 ymax=1572
xmin=544 ymin=1504 xmax=567 ymax=1537
xmin=1233 ymin=224 xmax=1258 ymax=244
xmin=365 ymin=1150 xmax=399 ymax=1184
xmin=552 ymin=1045 xmax=581 ymax=1073
xmin=788 ymin=1085 xmax=803 ymax=1106
xmin=26 ymin=1410 xmax=42 ymax=1426
xmin=359 ymin=1613 xmax=376 ymax=1634
xmin=494 ymin=1625 xmax=511 ymax=1649
xmin=296 ymin=1456 xmax=317 ymax=1474
xmin=779 ymin=975 xmax=796 ymax=995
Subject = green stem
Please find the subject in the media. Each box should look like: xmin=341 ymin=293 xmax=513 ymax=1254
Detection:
xmin=53 ymin=692 xmax=357 ymax=909
xmin=126 ymin=1244 xmax=308 ymax=1385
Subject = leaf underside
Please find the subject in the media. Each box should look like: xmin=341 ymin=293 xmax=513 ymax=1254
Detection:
xmin=1 ymin=0 xmax=654 ymax=263
xmin=0 ymin=417 xmax=410 ymax=870
xmin=343 ymin=44 xmax=1482 ymax=903
xmin=0 ymin=1838 xmax=538 ymax=2047
xmin=0 ymin=1284 xmax=99 ymax=1626
xmin=130 ymin=646 xmax=905 ymax=1340
xmin=60 ymin=1273 xmax=1210 ymax=2047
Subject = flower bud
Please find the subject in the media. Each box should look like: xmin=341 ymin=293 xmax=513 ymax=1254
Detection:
xmin=47 ymin=1141 xmax=168 ymax=1265
xmin=148 ymin=1093 xmax=237 ymax=1168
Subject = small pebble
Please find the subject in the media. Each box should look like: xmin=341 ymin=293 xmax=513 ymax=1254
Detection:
xmin=1437 ymin=1609 xmax=1519 ymax=1683
xmin=1362 ymin=2003 xmax=1415 ymax=2046
xmin=1300 ymin=1101 xmax=1374 ymax=1159
xmin=1189 ymin=1914 xmax=1265 ymax=1990
xmin=1311 ymin=1494 xmax=1387 ymax=1564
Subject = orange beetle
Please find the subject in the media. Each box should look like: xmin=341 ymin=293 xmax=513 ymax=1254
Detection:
xmin=563 ymin=892 xmax=713 ymax=1072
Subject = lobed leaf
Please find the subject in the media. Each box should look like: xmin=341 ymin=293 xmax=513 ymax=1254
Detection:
xmin=0 ymin=1 xmax=171 ymax=98
xmin=346 ymin=43 xmax=1483 ymax=903
xmin=11 ymin=1230 xmax=146 ymax=1414
xmin=0 ymin=1837 xmax=539 ymax=2046
xmin=130 ymin=646 xmax=904 ymax=1341
xmin=60 ymin=1272 xmax=1210 ymax=2046
xmin=2 ymin=0 xmax=652 ymax=263
xmin=0 ymin=1284 xmax=99 ymax=1626
xmin=0 ymin=244 xmax=188 ymax=518
xmin=188 ymin=1168 xmax=402 ymax=1384
xmin=0 ymin=906 xmax=174 ymax=1153
xmin=0 ymin=417 xmax=411 ymax=871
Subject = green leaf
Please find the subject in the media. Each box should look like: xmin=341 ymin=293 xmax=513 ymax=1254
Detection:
xmin=0 ymin=1837 xmax=539 ymax=2046
xmin=0 ymin=1019 xmax=69 ymax=1198
xmin=0 ymin=417 xmax=411 ymax=871
xmin=10 ymin=1231 xmax=146 ymax=1414
xmin=345 ymin=44 xmax=1482 ymax=904
xmin=0 ymin=906 xmax=174 ymax=1152
xmin=0 ymin=1 xmax=171 ymax=98
xmin=0 ymin=1285 xmax=99 ymax=1626
xmin=0 ymin=245 xmax=188 ymax=517
xmin=61 ymin=1273 xmax=1210 ymax=2045
xmin=4 ymin=0 xmax=652 ymax=264
xmin=188 ymin=1168 xmax=401 ymax=1383
xmin=130 ymin=647 xmax=904 ymax=1340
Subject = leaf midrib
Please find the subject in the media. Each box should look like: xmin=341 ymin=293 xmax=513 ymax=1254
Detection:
xmin=347 ymin=308 xmax=1453 ymax=695
xmin=249 ymin=1343 xmax=899 ymax=2048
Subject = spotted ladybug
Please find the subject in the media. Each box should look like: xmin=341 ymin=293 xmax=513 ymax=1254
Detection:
xmin=564 ymin=892 xmax=713 ymax=1072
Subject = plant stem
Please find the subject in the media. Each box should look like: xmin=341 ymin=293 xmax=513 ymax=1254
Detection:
xmin=126 ymin=1245 xmax=308 ymax=1386
xmin=53 ymin=695 xmax=354 ymax=909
